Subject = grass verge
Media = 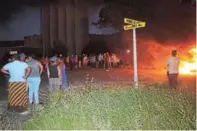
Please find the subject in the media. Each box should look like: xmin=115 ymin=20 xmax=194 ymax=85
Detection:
xmin=24 ymin=85 xmax=196 ymax=130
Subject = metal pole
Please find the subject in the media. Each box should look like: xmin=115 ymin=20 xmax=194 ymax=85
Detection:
xmin=133 ymin=28 xmax=138 ymax=88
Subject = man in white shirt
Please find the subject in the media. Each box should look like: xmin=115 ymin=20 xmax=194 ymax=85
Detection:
xmin=167 ymin=49 xmax=179 ymax=88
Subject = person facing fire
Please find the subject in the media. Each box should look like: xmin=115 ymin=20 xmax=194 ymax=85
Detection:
xmin=167 ymin=49 xmax=180 ymax=88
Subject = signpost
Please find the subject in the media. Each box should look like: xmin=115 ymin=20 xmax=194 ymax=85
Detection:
xmin=123 ymin=18 xmax=146 ymax=88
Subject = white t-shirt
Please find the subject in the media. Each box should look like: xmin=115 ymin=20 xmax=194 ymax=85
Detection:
xmin=98 ymin=55 xmax=103 ymax=61
xmin=92 ymin=56 xmax=96 ymax=63
xmin=3 ymin=61 xmax=28 ymax=82
xmin=167 ymin=57 xmax=179 ymax=74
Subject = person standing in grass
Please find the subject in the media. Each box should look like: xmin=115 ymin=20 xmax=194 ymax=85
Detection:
xmin=96 ymin=54 xmax=99 ymax=68
xmin=106 ymin=53 xmax=111 ymax=69
xmin=1 ymin=54 xmax=31 ymax=114
xmin=98 ymin=53 xmax=103 ymax=68
xmin=74 ymin=55 xmax=78 ymax=69
xmin=103 ymin=53 xmax=107 ymax=69
xmin=65 ymin=56 xmax=70 ymax=69
xmin=167 ymin=49 xmax=179 ymax=88
xmin=78 ymin=55 xmax=82 ymax=69
xmin=57 ymin=57 xmax=67 ymax=89
xmin=83 ymin=54 xmax=88 ymax=68
xmin=26 ymin=54 xmax=43 ymax=105
xmin=70 ymin=55 xmax=74 ymax=70
xmin=47 ymin=57 xmax=62 ymax=91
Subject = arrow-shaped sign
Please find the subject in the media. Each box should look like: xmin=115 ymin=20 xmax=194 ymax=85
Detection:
xmin=124 ymin=22 xmax=146 ymax=30
xmin=124 ymin=18 xmax=144 ymax=25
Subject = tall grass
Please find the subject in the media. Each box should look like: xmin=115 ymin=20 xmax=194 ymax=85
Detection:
xmin=24 ymin=86 xmax=196 ymax=130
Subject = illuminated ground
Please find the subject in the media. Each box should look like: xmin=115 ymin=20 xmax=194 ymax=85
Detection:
xmin=67 ymin=68 xmax=196 ymax=93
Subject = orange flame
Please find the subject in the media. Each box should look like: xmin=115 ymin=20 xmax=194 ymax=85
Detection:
xmin=179 ymin=48 xmax=197 ymax=75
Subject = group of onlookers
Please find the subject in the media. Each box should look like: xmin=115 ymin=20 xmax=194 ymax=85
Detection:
xmin=1 ymin=53 xmax=67 ymax=115
xmin=40 ymin=53 xmax=122 ymax=71
xmin=0 ymin=48 xmax=180 ymax=115
xmin=87 ymin=53 xmax=121 ymax=69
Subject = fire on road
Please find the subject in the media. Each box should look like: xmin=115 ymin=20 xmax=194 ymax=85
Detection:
xmin=179 ymin=47 xmax=197 ymax=75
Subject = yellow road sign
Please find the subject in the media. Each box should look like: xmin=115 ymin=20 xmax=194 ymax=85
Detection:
xmin=124 ymin=18 xmax=144 ymax=25
xmin=124 ymin=22 xmax=146 ymax=30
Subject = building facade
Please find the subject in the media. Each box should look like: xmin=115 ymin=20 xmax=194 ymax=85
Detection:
xmin=41 ymin=0 xmax=89 ymax=56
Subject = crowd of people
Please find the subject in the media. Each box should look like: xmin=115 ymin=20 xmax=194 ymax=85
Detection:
xmin=0 ymin=52 xmax=122 ymax=114
xmin=40 ymin=53 xmax=122 ymax=71
xmin=0 ymin=49 xmax=179 ymax=115
xmin=1 ymin=53 xmax=67 ymax=114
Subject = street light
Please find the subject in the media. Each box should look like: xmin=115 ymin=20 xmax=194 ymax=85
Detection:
xmin=126 ymin=49 xmax=131 ymax=54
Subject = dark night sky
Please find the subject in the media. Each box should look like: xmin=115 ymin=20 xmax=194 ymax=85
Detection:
xmin=0 ymin=1 xmax=119 ymax=41
xmin=0 ymin=0 xmax=196 ymax=42
xmin=106 ymin=0 xmax=196 ymax=43
xmin=0 ymin=0 xmax=51 ymax=24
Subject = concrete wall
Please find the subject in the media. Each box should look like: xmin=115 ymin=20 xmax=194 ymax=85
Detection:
xmin=41 ymin=0 xmax=89 ymax=56
xmin=74 ymin=0 xmax=89 ymax=55
xmin=41 ymin=5 xmax=50 ymax=55
xmin=65 ymin=0 xmax=75 ymax=55
xmin=49 ymin=4 xmax=58 ymax=48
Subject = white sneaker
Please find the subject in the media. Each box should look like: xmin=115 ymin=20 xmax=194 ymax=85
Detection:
xmin=20 ymin=110 xmax=30 ymax=115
